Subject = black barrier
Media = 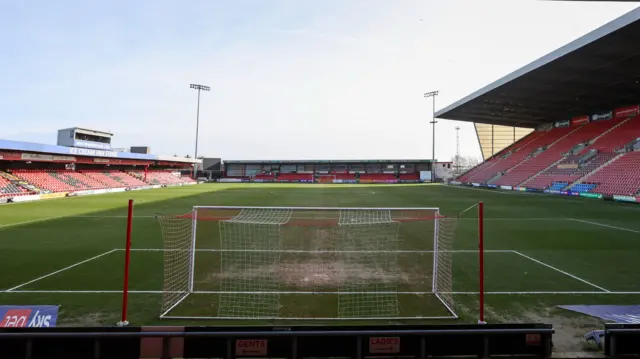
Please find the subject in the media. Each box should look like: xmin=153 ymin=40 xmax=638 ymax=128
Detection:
xmin=0 ymin=326 xmax=141 ymax=359
xmin=605 ymin=323 xmax=640 ymax=357
xmin=0 ymin=324 xmax=553 ymax=359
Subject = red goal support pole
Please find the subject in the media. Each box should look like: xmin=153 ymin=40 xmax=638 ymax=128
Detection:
xmin=478 ymin=201 xmax=485 ymax=324
xmin=118 ymin=199 xmax=134 ymax=326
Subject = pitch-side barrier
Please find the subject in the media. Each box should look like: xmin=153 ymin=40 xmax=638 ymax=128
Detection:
xmin=0 ymin=324 xmax=553 ymax=359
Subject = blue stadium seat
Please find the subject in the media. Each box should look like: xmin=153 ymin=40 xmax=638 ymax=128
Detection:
xmin=570 ymin=183 xmax=597 ymax=193
xmin=547 ymin=182 xmax=568 ymax=191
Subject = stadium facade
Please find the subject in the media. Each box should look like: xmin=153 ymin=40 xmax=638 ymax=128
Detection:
xmin=222 ymin=159 xmax=453 ymax=183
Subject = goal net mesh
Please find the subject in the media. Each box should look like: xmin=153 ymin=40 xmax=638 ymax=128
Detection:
xmin=156 ymin=207 xmax=457 ymax=320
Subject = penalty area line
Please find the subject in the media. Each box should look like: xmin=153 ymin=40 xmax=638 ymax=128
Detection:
xmin=511 ymin=250 xmax=610 ymax=292
xmin=568 ymin=218 xmax=640 ymax=234
xmin=3 ymin=249 xmax=119 ymax=292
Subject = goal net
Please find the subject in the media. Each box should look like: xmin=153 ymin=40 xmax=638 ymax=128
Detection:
xmin=156 ymin=206 xmax=458 ymax=320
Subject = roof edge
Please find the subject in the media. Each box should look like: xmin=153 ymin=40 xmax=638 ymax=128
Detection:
xmin=434 ymin=6 xmax=640 ymax=119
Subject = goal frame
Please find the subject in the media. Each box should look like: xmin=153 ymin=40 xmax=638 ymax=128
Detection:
xmin=159 ymin=206 xmax=459 ymax=321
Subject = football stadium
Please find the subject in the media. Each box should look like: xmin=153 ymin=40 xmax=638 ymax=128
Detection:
xmin=1 ymin=3 xmax=640 ymax=359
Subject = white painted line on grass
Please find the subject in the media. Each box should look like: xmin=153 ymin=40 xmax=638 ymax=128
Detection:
xmin=0 ymin=215 xmax=69 ymax=229
xmin=121 ymin=248 xmax=515 ymax=254
xmin=4 ymin=249 xmax=118 ymax=292
xmin=444 ymin=291 xmax=640 ymax=295
xmin=568 ymin=218 xmax=640 ymax=234
xmin=72 ymin=215 xmax=568 ymax=221
xmin=511 ymin=250 xmax=610 ymax=292
xmin=4 ymin=290 xmax=640 ymax=295
xmin=444 ymin=186 xmax=515 ymax=195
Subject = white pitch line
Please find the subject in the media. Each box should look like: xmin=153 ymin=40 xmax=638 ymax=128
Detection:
xmin=511 ymin=250 xmax=610 ymax=292
xmin=4 ymin=290 xmax=640 ymax=295
xmin=444 ymin=291 xmax=640 ymax=295
xmin=568 ymin=218 xmax=640 ymax=234
xmin=4 ymin=249 xmax=118 ymax=292
xmin=0 ymin=215 xmax=69 ymax=229
xmin=69 ymin=215 xmax=566 ymax=221
xmin=122 ymin=248 xmax=514 ymax=254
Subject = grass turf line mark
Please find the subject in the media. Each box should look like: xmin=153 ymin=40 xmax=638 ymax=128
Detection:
xmin=120 ymin=248 xmax=514 ymax=253
xmin=0 ymin=215 xmax=70 ymax=229
xmin=6 ymin=290 xmax=640 ymax=295
xmin=568 ymin=218 xmax=640 ymax=234
xmin=3 ymin=249 xmax=118 ymax=292
xmin=511 ymin=250 xmax=610 ymax=292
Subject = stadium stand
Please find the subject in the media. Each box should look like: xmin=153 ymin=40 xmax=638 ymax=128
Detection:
xmin=5 ymin=169 xmax=196 ymax=194
xmin=80 ymin=170 xmax=128 ymax=188
xmin=278 ymin=173 xmax=314 ymax=181
xmin=399 ymin=173 xmax=420 ymax=180
xmin=458 ymin=131 xmax=542 ymax=182
xmin=254 ymin=173 xmax=276 ymax=180
xmin=579 ymin=151 xmax=640 ymax=196
xmin=0 ymin=174 xmax=28 ymax=197
xmin=359 ymin=173 xmax=397 ymax=181
xmin=105 ymin=171 xmax=148 ymax=187
xmin=472 ymin=127 xmax=573 ymax=184
xmin=458 ymin=116 xmax=640 ymax=194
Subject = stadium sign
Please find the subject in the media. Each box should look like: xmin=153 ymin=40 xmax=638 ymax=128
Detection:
xmin=73 ymin=139 xmax=112 ymax=150
xmin=614 ymin=105 xmax=639 ymax=119
xmin=591 ymin=110 xmax=613 ymax=122
xmin=68 ymin=147 xmax=119 ymax=158
xmin=613 ymin=195 xmax=637 ymax=203
xmin=579 ymin=193 xmax=602 ymax=199
xmin=570 ymin=115 xmax=589 ymax=126
xmin=369 ymin=337 xmax=401 ymax=354
xmin=0 ymin=305 xmax=59 ymax=327
xmin=235 ymin=339 xmax=267 ymax=356
xmin=554 ymin=120 xmax=570 ymax=128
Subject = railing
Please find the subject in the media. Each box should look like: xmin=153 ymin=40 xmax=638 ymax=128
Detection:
xmin=605 ymin=323 xmax=640 ymax=358
xmin=0 ymin=324 xmax=554 ymax=359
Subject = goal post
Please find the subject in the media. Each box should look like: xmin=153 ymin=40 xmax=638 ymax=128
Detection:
xmin=156 ymin=206 xmax=461 ymax=320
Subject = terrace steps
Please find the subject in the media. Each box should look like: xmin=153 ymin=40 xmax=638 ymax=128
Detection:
xmin=563 ymin=153 xmax=624 ymax=190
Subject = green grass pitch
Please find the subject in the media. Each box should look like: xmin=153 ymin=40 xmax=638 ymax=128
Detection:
xmin=1 ymin=183 xmax=639 ymax=327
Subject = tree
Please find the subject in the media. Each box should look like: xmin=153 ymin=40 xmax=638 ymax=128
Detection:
xmin=452 ymin=155 xmax=481 ymax=175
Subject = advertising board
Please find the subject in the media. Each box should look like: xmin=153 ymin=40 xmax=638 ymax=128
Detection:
xmin=613 ymin=195 xmax=637 ymax=203
xmin=235 ymin=339 xmax=267 ymax=356
xmin=0 ymin=305 xmax=59 ymax=327
xmin=579 ymin=193 xmax=602 ymax=199
xmin=40 ymin=192 xmax=68 ymax=200
xmin=368 ymin=337 xmax=401 ymax=354
xmin=11 ymin=194 xmax=41 ymax=203
xmin=487 ymin=184 xmax=497 ymax=189
xmin=571 ymin=115 xmax=589 ymax=126
xmin=219 ymin=178 xmax=242 ymax=183
xmin=614 ymin=105 xmax=639 ymax=119
xmin=591 ymin=110 xmax=613 ymax=122
xmin=500 ymin=185 xmax=512 ymax=190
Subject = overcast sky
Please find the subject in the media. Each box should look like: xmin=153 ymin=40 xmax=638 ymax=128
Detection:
xmin=1 ymin=0 xmax=637 ymax=161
